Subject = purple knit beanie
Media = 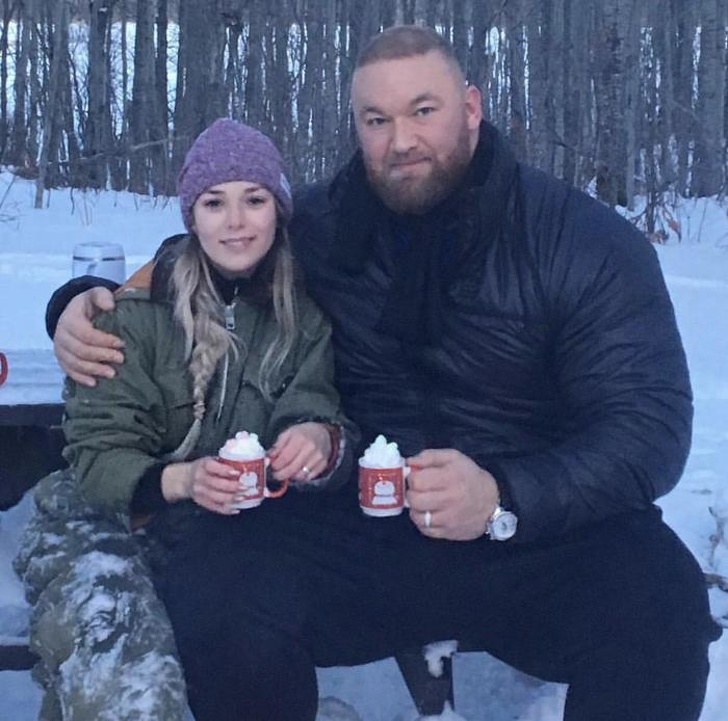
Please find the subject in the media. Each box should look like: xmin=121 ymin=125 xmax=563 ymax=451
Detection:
xmin=177 ymin=118 xmax=293 ymax=232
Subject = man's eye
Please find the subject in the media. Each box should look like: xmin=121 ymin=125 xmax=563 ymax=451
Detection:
xmin=416 ymin=106 xmax=435 ymax=117
xmin=366 ymin=117 xmax=387 ymax=127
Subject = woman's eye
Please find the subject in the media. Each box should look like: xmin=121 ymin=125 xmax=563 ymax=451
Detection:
xmin=248 ymin=195 xmax=267 ymax=206
xmin=202 ymin=198 xmax=222 ymax=208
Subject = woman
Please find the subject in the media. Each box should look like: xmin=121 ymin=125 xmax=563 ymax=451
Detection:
xmin=15 ymin=119 xmax=356 ymax=721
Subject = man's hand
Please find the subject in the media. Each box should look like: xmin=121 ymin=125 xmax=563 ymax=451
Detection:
xmin=54 ymin=287 xmax=125 ymax=386
xmin=268 ymin=422 xmax=332 ymax=483
xmin=405 ymin=449 xmax=500 ymax=540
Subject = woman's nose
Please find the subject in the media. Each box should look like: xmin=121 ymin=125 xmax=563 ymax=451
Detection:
xmin=226 ymin=204 xmax=246 ymax=228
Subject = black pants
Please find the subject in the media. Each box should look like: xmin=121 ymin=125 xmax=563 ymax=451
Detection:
xmin=156 ymin=492 xmax=721 ymax=721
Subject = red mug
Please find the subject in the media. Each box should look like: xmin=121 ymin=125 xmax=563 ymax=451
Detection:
xmin=358 ymin=461 xmax=410 ymax=517
xmin=0 ymin=352 xmax=7 ymax=386
xmin=218 ymin=454 xmax=288 ymax=510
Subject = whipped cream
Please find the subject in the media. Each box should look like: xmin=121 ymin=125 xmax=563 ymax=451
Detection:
xmin=219 ymin=431 xmax=265 ymax=460
xmin=360 ymin=434 xmax=403 ymax=468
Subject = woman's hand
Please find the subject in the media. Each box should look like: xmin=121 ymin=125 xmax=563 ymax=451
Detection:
xmin=268 ymin=422 xmax=332 ymax=483
xmin=161 ymin=457 xmax=243 ymax=514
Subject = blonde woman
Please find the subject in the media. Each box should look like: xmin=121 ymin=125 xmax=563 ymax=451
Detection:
xmin=16 ymin=119 xmax=355 ymax=721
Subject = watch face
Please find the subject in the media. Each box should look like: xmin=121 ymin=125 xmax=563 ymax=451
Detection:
xmin=490 ymin=510 xmax=518 ymax=540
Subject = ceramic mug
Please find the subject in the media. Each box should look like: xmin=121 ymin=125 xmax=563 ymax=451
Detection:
xmin=358 ymin=461 xmax=410 ymax=517
xmin=218 ymin=454 xmax=288 ymax=510
xmin=0 ymin=352 xmax=7 ymax=386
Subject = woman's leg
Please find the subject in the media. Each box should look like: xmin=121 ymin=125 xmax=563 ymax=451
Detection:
xmin=14 ymin=470 xmax=188 ymax=721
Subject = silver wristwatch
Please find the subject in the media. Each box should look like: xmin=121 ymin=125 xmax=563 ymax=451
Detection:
xmin=486 ymin=505 xmax=518 ymax=541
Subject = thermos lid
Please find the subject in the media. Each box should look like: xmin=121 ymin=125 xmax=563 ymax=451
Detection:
xmin=72 ymin=241 xmax=125 ymax=260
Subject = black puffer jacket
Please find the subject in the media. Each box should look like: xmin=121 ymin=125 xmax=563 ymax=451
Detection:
xmin=291 ymin=123 xmax=692 ymax=543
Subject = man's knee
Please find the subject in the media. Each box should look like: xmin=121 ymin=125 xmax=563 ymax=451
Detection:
xmin=180 ymin=617 xmax=318 ymax=721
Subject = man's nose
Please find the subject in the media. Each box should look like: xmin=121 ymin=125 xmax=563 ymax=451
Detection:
xmin=391 ymin=118 xmax=417 ymax=154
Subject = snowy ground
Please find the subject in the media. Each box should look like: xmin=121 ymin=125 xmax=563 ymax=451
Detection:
xmin=0 ymin=171 xmax=726 ymax=719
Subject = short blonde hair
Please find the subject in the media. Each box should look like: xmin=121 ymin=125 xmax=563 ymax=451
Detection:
xmin=355 ymin=24 xmax=465 ymax=84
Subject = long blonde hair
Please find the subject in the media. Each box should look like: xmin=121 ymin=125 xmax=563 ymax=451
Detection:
xmin=170 ymin=209 xmax=298 ymax=424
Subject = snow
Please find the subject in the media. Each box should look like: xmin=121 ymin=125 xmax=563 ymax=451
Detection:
xmin=1 ymin=170 xmax=726 ymax=719
xmin=423 ymin=641 xmax=459 ymax=678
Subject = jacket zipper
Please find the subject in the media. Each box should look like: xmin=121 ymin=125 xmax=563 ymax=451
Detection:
xmin=224 ymin=284 xmax=239 ymax=330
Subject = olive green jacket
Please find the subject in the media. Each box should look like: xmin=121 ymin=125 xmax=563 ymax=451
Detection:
xmin=62 ymin=285 xmax=354 ymax=514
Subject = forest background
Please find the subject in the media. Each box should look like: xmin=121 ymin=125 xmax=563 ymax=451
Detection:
xmin=0 ymin=0 xmax=726 ymax=240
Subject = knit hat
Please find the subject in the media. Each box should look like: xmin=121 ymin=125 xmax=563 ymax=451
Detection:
xmin=177 ymin=118 xmax=293 ymax=232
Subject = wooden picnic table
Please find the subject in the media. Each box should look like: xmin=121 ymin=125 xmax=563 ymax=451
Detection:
xmin=0 ymin=349 xmax=64 ymax=426
xmin=0 ymin=349 xmax=65 ymax=669
xmin=0 ymin=349 xmax=65 ymax=510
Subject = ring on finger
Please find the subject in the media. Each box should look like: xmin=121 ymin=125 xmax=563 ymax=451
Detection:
xmin=302 ymin=465 xmax=310 ymax=477
xmin=424 ymin=510 xmax=432 ymax=528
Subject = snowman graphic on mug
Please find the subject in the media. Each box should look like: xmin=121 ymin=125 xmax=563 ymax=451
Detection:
xmin=218 ymin=431 xmax=288 ymax=510
xmin=358 ymin=435 xmax=410 ymax=517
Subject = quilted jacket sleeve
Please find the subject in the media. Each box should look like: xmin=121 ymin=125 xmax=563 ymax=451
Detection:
xmin=489 ymin=183 xmax=692 ymax=542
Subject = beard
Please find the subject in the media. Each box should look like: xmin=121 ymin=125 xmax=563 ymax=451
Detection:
xmin=364 ymin=121 xmax=473 ymax=215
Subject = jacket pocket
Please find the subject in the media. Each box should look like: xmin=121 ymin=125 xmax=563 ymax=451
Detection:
xmin=156 ymin=370 xmax=195 ymax=446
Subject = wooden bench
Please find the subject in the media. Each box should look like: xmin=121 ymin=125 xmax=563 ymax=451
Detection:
xmin=0 ymin=353 xmax=458 ymax=715
xmin=0 ymin=367 xmax=66 ymax=674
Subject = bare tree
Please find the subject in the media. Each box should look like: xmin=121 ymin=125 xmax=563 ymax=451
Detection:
xmin=0 ymin=0 xmax=17 ymax=159
xmin=692 ymin=0 xmax=726 ymax=197
xmin=128 ymin=0 xmax=157 ymax=194
xmin=561 ymin=0 xmax=592 ymax=188
xmin=525 ymin=0 xmax=557 ymax=172
xmin=1 ymin=0 xmax=726 ymax=207
xmin=505 ymin=0 xmax=527 ymax=160
xmin=171 ymin=0 xmax=226 ymax=184
xmin=8 ymin=0 xmax=35 ymax=168
xmin=35 ymin=0 xmax=70 ymax=205
xmin=593 ymin=0 xmax=641 ymax=207
xmin=671 ymin=0 xmax=697 ymax=196
xmin=85 ymin=0 xmax=116 ymax=188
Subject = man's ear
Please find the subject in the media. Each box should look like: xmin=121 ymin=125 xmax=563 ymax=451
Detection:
xmin=465 ymin=83 xmax=483 ymax=130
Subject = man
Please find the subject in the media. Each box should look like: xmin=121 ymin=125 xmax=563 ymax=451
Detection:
xmin=39 ymin=25 xmax=720 ymax=721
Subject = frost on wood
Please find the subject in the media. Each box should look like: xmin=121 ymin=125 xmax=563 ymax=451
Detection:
xmin=423 ymin=640 xmax=459 ymax=678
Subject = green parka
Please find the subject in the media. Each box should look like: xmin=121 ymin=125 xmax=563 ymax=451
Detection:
xmin=62 ymin=283 xmax=353 ymax=514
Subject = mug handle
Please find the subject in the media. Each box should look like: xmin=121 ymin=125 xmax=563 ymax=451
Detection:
xmin=0 ymin=352 xmax=7 ymax=386
xmin=263 ymin=456 xmax=289 ymax=498
xmin=264 ymin=478 xmax=289 ymax=498
xmin=403 ymin=463 xmax=421 ymax=508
